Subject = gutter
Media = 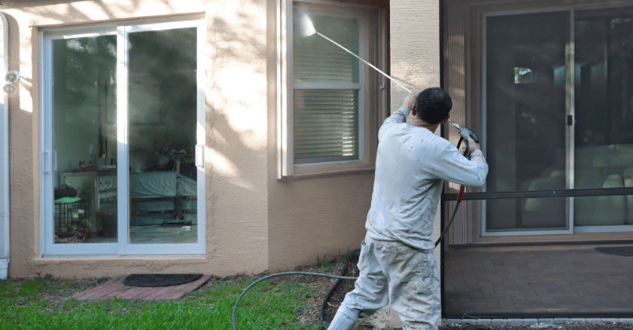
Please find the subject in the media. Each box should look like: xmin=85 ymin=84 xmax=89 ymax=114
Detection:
xmin=0 ymin=12 xmax=10 ymax=280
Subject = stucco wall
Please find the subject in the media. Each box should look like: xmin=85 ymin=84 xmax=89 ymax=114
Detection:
xmin=5 ymin=0 xmax=268 ymax=278
xmin=267 ymin=174 xmax=375 ymax=271
xmin=265 ymin=0 xmax=388 ymax=272
xmin=389 ymin=0 xmax=441 ymax=326
xmin=390 ymin=0 xmax=441 ymax=269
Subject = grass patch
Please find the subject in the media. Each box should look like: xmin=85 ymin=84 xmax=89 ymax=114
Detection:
xmin=0 ymin=274 xmax=318 ymax=330
xmin=316 ymin=254 xmax=334 ymax=273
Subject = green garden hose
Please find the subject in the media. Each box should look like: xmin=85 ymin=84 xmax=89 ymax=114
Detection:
xmin=232 ymin=272 xmax=358 ymax=330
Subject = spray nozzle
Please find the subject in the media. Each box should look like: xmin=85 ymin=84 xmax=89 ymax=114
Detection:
xmin=295 ymin=9 xmax=317 ymax=38
xmin=447 ymin=119 xmax=460 ymax=129
xmin=445 ymin=119 xmax=480 ymax=158
xmin=295 ymin=9 xmax=411 ymax=92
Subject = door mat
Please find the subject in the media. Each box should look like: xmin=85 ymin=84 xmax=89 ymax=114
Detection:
xmin=123 ymin=273 xmax=204 ymax=287
xmin=595 ymin=246 xmax=633 ymax=257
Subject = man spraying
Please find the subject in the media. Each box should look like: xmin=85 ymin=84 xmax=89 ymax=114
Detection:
xmin=328 ymin=88 xmax=489 ymax=330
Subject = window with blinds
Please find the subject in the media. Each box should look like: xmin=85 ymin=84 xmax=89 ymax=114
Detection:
xmin=292 ymin=13 xmax=361 ymax=164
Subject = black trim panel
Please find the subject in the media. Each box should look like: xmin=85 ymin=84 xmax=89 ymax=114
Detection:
xmin=442 ymin=187 xmax=633 ymax=201
xmin=445 ymin=312 xmax=633 ymax=319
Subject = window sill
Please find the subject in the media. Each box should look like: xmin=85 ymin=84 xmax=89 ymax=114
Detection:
xmin=279 ymin=162 xmax=375 ymax=181
xmin=463 ymin=231 xmax=633 ymax=247
xmin=38 ymin=254 xmax=206 ymax=259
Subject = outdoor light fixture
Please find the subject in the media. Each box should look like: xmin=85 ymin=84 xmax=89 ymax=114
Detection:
xmin=3 ymin=69 xmax=20 ymax=94
xmin=5 ymin=70 xmax=19 ymax=83
xmin=2 ymin=84 xmax=15 ymax=94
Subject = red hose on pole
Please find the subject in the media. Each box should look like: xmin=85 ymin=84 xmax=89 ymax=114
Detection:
xmin=457 ymin=185 xmax=465 ymax=202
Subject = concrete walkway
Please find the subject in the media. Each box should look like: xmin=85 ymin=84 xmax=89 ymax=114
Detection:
xmin=443 ymin=244 xmax=633 ymax=317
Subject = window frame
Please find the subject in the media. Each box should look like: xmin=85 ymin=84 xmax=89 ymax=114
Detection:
xmin=480 ymin=7 xmax=576 ymax=238
xmin=277 ymin=0 xmax=389 ymax=178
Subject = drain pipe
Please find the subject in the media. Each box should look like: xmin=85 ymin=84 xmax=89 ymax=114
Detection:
xmin=0 ymin=12 xmax=10 ymax=280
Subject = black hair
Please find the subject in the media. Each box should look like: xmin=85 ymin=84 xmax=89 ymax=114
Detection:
xmin=415 ymin=87 xmax=452 ymax=124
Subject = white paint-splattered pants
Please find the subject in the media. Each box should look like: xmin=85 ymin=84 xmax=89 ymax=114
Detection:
xmin=328 ymin=237 xmax=440 ymax=330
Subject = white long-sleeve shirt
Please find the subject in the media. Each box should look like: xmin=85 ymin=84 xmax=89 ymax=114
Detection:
xmin=365 ymin=107 xmax=489 ymax=250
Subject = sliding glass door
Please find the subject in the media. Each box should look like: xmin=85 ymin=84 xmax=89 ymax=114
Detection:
xmin=41 ymin=20 xmax=205 ymax=256
xmin=573 ymin=7 xmax=633 ymax=232
xmin=126 ymin=26 xmax=199 ymax=245
xmin=483 ymin=6 xmax=633 ymax=236
xmin=484 ymin=11 xmax=570 ymax=234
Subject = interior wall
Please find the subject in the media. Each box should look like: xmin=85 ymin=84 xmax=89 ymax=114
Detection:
xmin=5 ymin=0 xmax=269 ymax=278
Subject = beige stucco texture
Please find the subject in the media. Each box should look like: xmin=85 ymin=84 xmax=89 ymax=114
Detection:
xmin=4 ymin=0 xmax=381 ymax=279
xmin=390 ymin=0 xmax=441 ymax=268
xmin=389 ymin=0 xmax=441 ymax=327
xmin=6 ymin=0 xmax=270 ymax=278
xmin=390 ymin=0 xmax=440 ymax=110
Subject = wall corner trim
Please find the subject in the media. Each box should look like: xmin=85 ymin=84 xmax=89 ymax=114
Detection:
xmin=0 ymin=11 xmax=10 ymax=278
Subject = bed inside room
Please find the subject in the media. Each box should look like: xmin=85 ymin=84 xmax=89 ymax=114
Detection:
xmin=127 ymin=27 xmax=199 ymax=230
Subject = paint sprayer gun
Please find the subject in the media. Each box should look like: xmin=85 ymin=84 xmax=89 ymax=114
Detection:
xmin=447 ymin=119 xmax=480 ymax=158
xmin=433 ymin=120 xmax=481 ymax=248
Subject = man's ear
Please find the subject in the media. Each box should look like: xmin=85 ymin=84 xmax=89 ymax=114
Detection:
xmin=440 ymin=116 xmax=449 ymax=124
xmin=412 ymin=105 xmax=416 ymax=117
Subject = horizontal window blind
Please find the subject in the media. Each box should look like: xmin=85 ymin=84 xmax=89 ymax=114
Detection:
xmin=293 ymin=90 xmax=358 ymax=164
xmin=293 ymin=11 xmax=361 ymax=164
xmin=293 ymin=14 xmax=359 ymax=83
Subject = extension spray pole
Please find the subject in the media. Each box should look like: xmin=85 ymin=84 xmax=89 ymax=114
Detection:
xmin=314 ymin=32 xmax=411 ymax=93
xmin=296 ymin=11 xmax=413 ymax=93
xmin=309 ymin=28 xmax=480 ymax=247
xmin=305 ymin=16 xmax=476 ymax=248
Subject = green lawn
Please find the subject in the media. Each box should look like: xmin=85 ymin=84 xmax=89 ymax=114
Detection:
xmin=0 ymin=274 xmax=318 ymax=330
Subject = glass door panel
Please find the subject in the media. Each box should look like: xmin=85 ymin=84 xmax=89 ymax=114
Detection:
xmin=127 ymin=27 xmax=198 ymax=244
xmin=574 ymin=8 xmax=633 ymax=229
xmin=485 ymin=12 xmax=569 ymax=232
xmin=52 ymin=35 xmax=118 ymax=244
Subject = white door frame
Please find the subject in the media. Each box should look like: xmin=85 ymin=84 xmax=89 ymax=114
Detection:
xmin=0 ymin=12 xmax=10 ymax=277
xmin=40 ymin=19 xmax=205 ymax=257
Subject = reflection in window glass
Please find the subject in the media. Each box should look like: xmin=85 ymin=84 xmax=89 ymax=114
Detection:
xmin=514 ymin=67 xmax=534 ymax=84
xmin=575 ymin=7 xmax=633 ymax=226
xmin=485 ymin=12 xmax=568 ymax=231
xmin=52 ymin=35 xmax=118 ymax=243
xmin=127 ymin=28 xmax=199 ymax=244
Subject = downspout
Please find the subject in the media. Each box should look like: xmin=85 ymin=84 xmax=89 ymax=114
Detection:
xmin=0 ymin=12 xmax=10 ymax=280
